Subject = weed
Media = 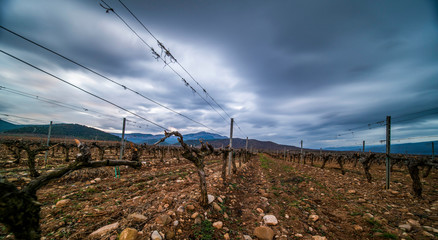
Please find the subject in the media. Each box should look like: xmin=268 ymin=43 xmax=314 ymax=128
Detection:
xmin=349 ymin=212 xmax=363 ymax=216
xmin=366 ymin=218 xmax=382 ymax=227
xmin=218 ymin=202 xmax=228 ymax=213
xmin=381 ymin=232 xmax=398 ymax=239
xmin=259 ymin=155 xmax=272 ymax=169
xmin=229 ymin=183 xmax=238 ymax=190
xmin=289 ymin=200 xmax=300 ymax=207
xmin=192 ymin=220 xmax=214 ymax=240
xmin=86 ymin=187 xmax=97 ymax=193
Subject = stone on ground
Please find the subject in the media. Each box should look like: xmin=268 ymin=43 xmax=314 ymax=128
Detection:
xmin=213 ymin=221 xmax=223 ymax=229
xmin=212 ymin=202 xmax=222 ymax=212
xmin=208 ymin=194 xmax=215 ymax=204
xmin=128 ymin=213 xmax=147 ymax=222
xmin=151 ymin=230 xmax=162 ymax=240
xmin=191 ymin=212 xmax=199 ymax=219
xmin=55 ymin=199 xmax=71 ymax=208
xmin=224 ymin=233 xmax=230 ymax=240
xmin=254 ymin=226 xmax=275 ymax=240
xmin=309 ymin=214 xmax=319 ymax=222
xmin=156 ymin=214 xmax=172 ymax=226
xmin=89 ymin=222 xmax=119 ymax=238
xmin=263 ymin=215 xmax=278 ymax=226
xmin=399 ymin=223 xmax=412 ymax=232
xmin=119 ymin=228 xmax=138 ymax=240
xmin=312 ymin=236 xmax=327 ymax=240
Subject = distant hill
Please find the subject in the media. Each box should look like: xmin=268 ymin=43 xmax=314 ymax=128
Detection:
xmin=182 ymin=138 xmax=301 ymax=151
xmin=2 ymin=122 xmax=121 ymax=141
xmin=113 ymin=131 xmax=227 ymax=145
xmin=325 ymin=141 xmax=437 ymax=155
xmin=0 ymin=119 xmax=23 ymax=132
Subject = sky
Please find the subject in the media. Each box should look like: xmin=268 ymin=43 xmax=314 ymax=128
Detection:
xmin=0 ymin=0 xmax=437 ymax=149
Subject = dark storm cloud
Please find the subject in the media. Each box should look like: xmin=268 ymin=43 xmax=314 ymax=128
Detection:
xmin=1 ymin=0 xmax=437 ymax=148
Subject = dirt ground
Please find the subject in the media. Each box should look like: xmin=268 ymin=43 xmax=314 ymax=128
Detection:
xmin=1 ymin=148 xmax=437 ymax=239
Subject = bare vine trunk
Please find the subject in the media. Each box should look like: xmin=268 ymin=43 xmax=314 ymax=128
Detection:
xmin=362 ymin=161 xmax=372 ymax=183
xmin=336 ymin=156 xmax=345 ymax=175
xmin=0 ymin=179 xmax=41 ymax=240
xmin=407 ymin=161 xmax=422 ymax=198
xmin=222 ymin=152 xmax=228 ymax=185
xmin=321 ymin=155 xmax=329 ymax=169
xmin=197 ymin=167 xmax=208 ymax=206
xmin=0 ymin=141 xmax=141 ymax=239
xmin=26 ymin=152 xmax=40 ymax=178
xmin=232 ymin=151 xmax=237 ymax=174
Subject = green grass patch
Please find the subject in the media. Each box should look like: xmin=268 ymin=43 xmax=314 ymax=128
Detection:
xmin=259 ymin=154 xmax=273 ymax=169
xmin=381 ymin=232 xmax=398 ymax=239
xmin=366 ymin=218 xmax=382 ymax=227
xmin=349 ymin=212 xmax=363 ymax=216
xmin=192 ymin=220 xmax=214 ymax=240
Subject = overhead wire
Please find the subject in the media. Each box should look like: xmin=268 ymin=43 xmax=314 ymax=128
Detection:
xmin=116 ymin=0 xmax=249 ymax=138
xmin=392 ymin=106 xmax=438 ymax=121
xmin=0 ymin=85 xmax=123 ymax=122
xmin=98 ymin=1 xmax=229 ymax=127
xmin=0 ymin=113 xmax=43 ymax=123
xmin=0 ymin=49 xmax=169 ymax=131
xmin=0 ymin=25 xmax=222 ymax=135
xmin=325 ymin=106 xmax=438 ymax=149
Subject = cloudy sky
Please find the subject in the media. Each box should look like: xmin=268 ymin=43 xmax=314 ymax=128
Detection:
xmin=1 ymin=0 xmax=437 ymax=149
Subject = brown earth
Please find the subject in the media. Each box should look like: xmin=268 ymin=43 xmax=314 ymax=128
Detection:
xmin=1 ymin=147 xmax=437 ymax=240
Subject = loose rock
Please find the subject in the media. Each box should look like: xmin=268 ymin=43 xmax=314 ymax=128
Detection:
xmin=263 ymin=215 xmax=278 ymax=226
xmin=212 ymin=202 xmax=222 ymax=212
xmin=254 ymin=226 xmax=275 ymax=240
xmin=119 ymin=228 xmax=138 ymax=240
xmin=309 ymin=214 xmax=319 ymax=222
xmin=191 ymin=212 xmax=199 ymax=219
xmin=312 ymin=236 xmax=327 ymax=240
xmin=165 ymin=230 xmax=175 ymax=239
xmin=208 ymin=194 xmax=215 ymax=204
xmin=399 ymin=224 xmax=412 ymax=232
xmin=128 ymin=213 xmax=147 ymax=222
xmin=224 ymin=233 xmax=230 ymax=240
xmin=55 ymin=199 xmax=71 ymax=208
xmin=407 ymin=219 xmax=420 ymax=227
xmin=213 ymin=221 xmax=223 ymax=229
xmin=156 ymin=214 xmax=172 ymax=226
xmin=89 ymin=222 xmax=119 ymax=238
xmin=151 ymin=230 xmax=162 ymax=240
xmin=353 ymin=225 xmax=363 ymax=231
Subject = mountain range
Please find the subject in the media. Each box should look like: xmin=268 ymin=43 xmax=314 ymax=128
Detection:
xmin=0 ymin=119 xmax=435 ymax=154
xmin=111 ymin=131 xmax=228 ymax=145
xmin=325 ymin=142 xmax=437 ymax=156
xmin=0 ymin=119 xmax=120 ymax=141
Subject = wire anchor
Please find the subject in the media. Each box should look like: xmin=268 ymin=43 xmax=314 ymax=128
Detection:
xmin=99 ymin=1 xmax=114 ymax=13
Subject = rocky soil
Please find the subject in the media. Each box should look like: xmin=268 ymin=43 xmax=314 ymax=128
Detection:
xmin=1 ymin=151 xmax=437 ymax=240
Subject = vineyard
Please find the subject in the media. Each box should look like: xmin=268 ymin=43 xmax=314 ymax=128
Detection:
xmin=0 ymin=137 xmax=437 ymax=240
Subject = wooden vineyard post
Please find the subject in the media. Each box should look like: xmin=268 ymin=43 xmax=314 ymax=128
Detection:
xmin=245 ymin=137 xmax=248 ymax=163
xmin=300 ymin=140 xmax=303 ymax=164
xmin=228 ymin=118 xmax=234 ymax=175
xmin=363 ymin=140 xmax=365 ymax=152
xmin=44 ymin=121 xmax=53 ymax=166
xmin=386 ymin=116 xmax=391 ymax=189
xmin=117 ymin=117 xmax=126 ymax=178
